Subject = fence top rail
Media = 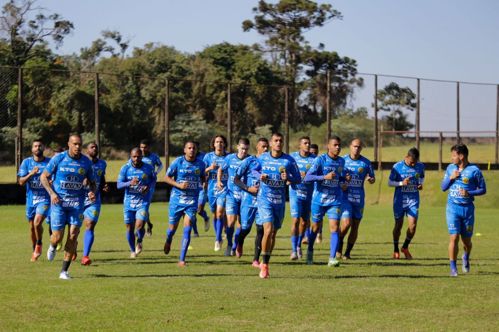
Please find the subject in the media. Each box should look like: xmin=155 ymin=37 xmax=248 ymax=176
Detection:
xmin=1 ymin=65 xmax=498 ymax=87
xmin=379 ymin=130 xmax=497 ymax=135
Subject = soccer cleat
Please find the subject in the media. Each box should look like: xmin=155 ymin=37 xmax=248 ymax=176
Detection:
xmin=450 ymin=269 xmax=458 ymax=277
xmin=259 ymin=263 xmax=270 ymax=279
xmin=146 ymin=222 xmax=153 ymax=237
xmin=252 ymin=260 xmax=260 ymax=268
xmin=130 ymin=252 xmax=137 ymax=259
xmin=81 ymin=256 xmax=92 ymax=266
xmin=56 ymin=242 xmax=62 ymax=251
xmin=214 ymin=241 xmax=221 ymax=252
xmin=306 ymin=250 xmax=314 ymax=265
xmin=235 ymin=244 xmax=243 ymax=258
xmin=462 ymin=255 xmax=470 ymax=273
xmin=163 ymin=241 xmax=171 ymax=255
xmin=224 ymin=246 xmax=231 ymax=257
xmin=204 ymin=218 xmax=210 ymax=232
xmin=178 ymin=261 xmax=186 ymax=267
xmin=328 ymin=257 xmax=340 ymax=267
xmin=401 ymin=248 xmax=413 ymax=260
xmin=290 ymin=252 xmax=298 ymax=260
xmin=392 ymin=251 xmax=400 ymax=259
xmin=316 ymin=233 xmax=322 ymax=244
xmin=193 ymin=233 xmax=199 ymax=238
xmin=135 ymin=243 xmax=143 ymax=255
xmin=47 ymin=245 xmax=56 ymax=262
xmin=336 ymin=252 xmax=342 ymax=259
xmin=59 ymin=271 xmax=71 ymax=280
xmin=342 ymin=254 xmax=351 ymax=260
xmin=230 ymin=249 xmax=236 ymax=256
xmin=31 ymin=244 xmax=42 ymax=262
xmin=297 ymin=247 xmax=303 ymax=259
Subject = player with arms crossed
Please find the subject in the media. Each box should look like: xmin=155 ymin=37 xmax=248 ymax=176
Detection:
xmin=40 ymin=134 xmax=96 ymax=280
xmin=441 ymin=144 xmax=486 ymax=277
xmin=18 ymin=139 xmax=51 ymax=262
xmin=388 ymin=148 xmax=425 ymax=259
xmin=117 ymin=148 xmax=156 ymax=258
xmin=163 ymin=141 xmax=206 ymax=266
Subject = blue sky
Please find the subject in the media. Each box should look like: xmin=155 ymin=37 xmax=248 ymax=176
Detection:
xmin=36 ymin=0 xmax=499 ymax=133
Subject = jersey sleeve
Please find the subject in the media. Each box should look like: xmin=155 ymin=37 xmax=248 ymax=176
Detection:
xmin=117 ymin=164 xmax=128 ymax=183
xmin=287 ymin=158 xmax=302 ymax=183
xmin=44 ymin=154 xmax=61 ymax=177
xmin=389 ymin=165 xmax=399 ymax=182
xmin=367 ymin=160 xmax=375 ymax=179
xmin=18 ymin=159 xmax=29 ymax=177
xmin=166 ymin=158 xmax=178 ymax=178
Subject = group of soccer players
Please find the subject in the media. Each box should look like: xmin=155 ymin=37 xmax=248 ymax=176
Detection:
xmin=18 ymin=132 xmax=486 ymax=279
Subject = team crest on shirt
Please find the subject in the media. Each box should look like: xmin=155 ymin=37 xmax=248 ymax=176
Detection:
xmin=358 ymin=167 xmax=364 ymax=174
xmin=306 ymin=164 xmax=311 ymax=170
xmin=78 ymin=167 xmax=85 ymax=175
xmin=141 ymin=173 xmax=148 ymax=180
xmin=462 ymin=177 xmax=469 ymax=184
xmin=195 ymin=168 xmax=200 ymax=175
xmin=97 ymin=169 xmax=103 ymax=176
xmin=278 ymin=166 xmax=286 ymax=173
xmin=415 ymin=173 xmax=420 ymax=179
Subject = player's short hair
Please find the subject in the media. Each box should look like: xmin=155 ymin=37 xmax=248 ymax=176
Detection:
xmin=184 ymin=140 xmax=196 ymax=148
xmin=257 ymin=137 xmax=269 ymax=144
xmin=350 ymin=137 xmax=362 ymax=145
xmin=130 ymin=147 xmax=142 ymax=155
xmin=238 ymin=138 xmax=250 ymax=145
xmin=85 ymin=141 xmax=98 ymax=148
xmin=299 ymin=136 xmax=310 ymax=142
xmin=407 ymin=147 xmax=420 ymax=161
xmin=451 ymin=143 xmax=468 ymax=158
xmin=310 ymin=143 xmax=319 ymax=150
xmin=210 ymin=135 xmax=227 ymax=150
xmin=140 ymin=139 xmax=150 ymax=146
xmin=271 ymin=132 xmax=283 ymax=139
xmin=328 ymin=135 xmax=341 ymax=143
xmin=68 ymin=133 xmax=82 ymax=141
xmin=32 ymin=138 xmax=43 ymax=145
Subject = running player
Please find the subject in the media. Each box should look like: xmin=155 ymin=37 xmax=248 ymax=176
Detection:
xmin=289 ymin=136 xmax=315 ymax=260
xmin=388 ymin=147 xmax=425 ymax=259
xmin=307 ymin=143 xmax=319 ymax=244
xmin=337 ymin=138 xmax=375 ymax=259
xmin=18 ymin=139 xmax=51 ymax=261
xmin=194 ymin=141 xmax=210 ymax=234
xmin=163 ymin=141 xmax=205 ymax=266
xmin=441 ymin=144 xmax=486 ymax=277
xmin=304 ymin=136 xmax=349 ymax=267
xmin=203 ymin=135 xmax=228 ymax=251
xmin=139 ymin=139 xmax=163 ymax=236
xmin=218 ymin=138 xmax=250 ymax=256
xmin=117 ymin=148 xmax=156 ymax=258
xmin=81 ymin=142 xmax=108 ymax=265
xmin=233 ymin=137 xmax=268 ymax=265
xmin=40 ymin=134 xmax=96 ymax=280
xmin=255 ymin=133 xmax=301 ymax=278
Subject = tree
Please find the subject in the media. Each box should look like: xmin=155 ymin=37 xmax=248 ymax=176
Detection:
xmin=376 ymin=82 xmax=416 ymax=132
xmin=0 ymin=0 xmax=73 ymax=66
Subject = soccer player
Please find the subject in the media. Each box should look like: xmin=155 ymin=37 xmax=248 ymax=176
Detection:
xmin=163 ymin=141 xmax=205 ymax=266
xmin=18 ymin=139 xmax=51 ymax=261
xmin=218 ymin=138 xmax=250 ymax=256
xmin=255 ymin=133 xmax=301 ymax=278
xmin=117 ymin=148 xmax=156 ymax=258
xmin=337 ymin=138 xmax=375 ymax=259
xmin=441 ymin=144 xmax=486 ymax=277
xmin=233 ymin=137 xmax=269 ymax=265
xmin=81 ymin=142 xmax=109 ymax=265
xmin=139 ymin=139 xmax=163 ymax=236
xmin=203 ymin=135 xmax=229 ymax=251
xmin=388 ymin=147 xmax=425 ymax=259
xmin=309 ymin=144 xmax=319 ymax=157
xmin=40 ymin=134 xmax=96 ymax=280
xmin=289 ymin=136 xmax=315 ymax=260
xmin=304 ymin=136 xmax=349 ymax=267
xmin=194 ymin=141 xmax=210 ymax=234
xmin=307 ymin=143 xmax=320 ymax=244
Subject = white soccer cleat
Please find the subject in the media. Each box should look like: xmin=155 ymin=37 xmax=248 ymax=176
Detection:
xmin=130 ymin=252 xmax=137 ymax=259
xmin=59 ymin=271 xmax=71 ymax=280
xmin=328 ymin=257 xmax=340 ymax=267
xmin=47 ymin=245 xmax=56 ymax=261
xmin=214 ymin=241 xmax=221 ymax=252
xmin=135 ymin=243 xmax=143 ymax=255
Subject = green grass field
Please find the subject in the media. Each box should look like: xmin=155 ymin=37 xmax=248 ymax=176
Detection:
xmin=1 ymin=199 xmax=498 ymax=330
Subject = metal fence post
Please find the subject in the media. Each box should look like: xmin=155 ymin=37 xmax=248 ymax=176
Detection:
xmin=94 ymin=73 xmax=100 ymax=155
xmin=15 ymin=67 xmax=23 ymax=174
xmin=496 ymin=84 xmax=499 ymax=165
xmin=439 ymin=132 xmax=443 ymax=171
xmin=284 ymin=85 xmax=289 ymax=153
xmin=164 ymin=79 xmax=170 ymax=169
xmin=374 ymin=74 xmax=379 ymax=162
xmin=227 ymin=83 xmax=232 ymax=152
xmin=456 ymin=81 xmax=461 ymax=144
xmin=326 ymin=70 xmax=331 ymax=140
xmin=416 ymin=78 xmax=420 ymax=151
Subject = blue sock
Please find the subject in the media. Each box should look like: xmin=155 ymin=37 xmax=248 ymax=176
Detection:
xmin=330 ymin=232 xmax=339 ymax=258
xmin=291 ymin=235 xmax=298 ymax=253
xmin=126 ymin=230 xmax=135 ymax=252
xmin=199 ymin=210 xmax=209 ymax=221
xmin=83 ymin=229 xmax=94 ymax=257
xmin=166 ymin=228 xmax=176 ymax=244
xmin=232 ymin=227 xmax=241 ymax=250
xmin=226 ymin=225 xmax=234 ymax=247
xmin=137 ymin=228 xmax=145 ymax=243
xmin=215 ymin=218 xmax=223 ymax=242
xmin=463 ymin=252 xmax=470 ymax=261
xmin=192 ymin=218 xmax=199 ymax=235
xmin=297 ymin=233 xmax=303 ymax=249
xmin=305 ymin=227 xmax=311 ymax=240
xmin=450 ymin=260 xmax=457 ymax=271
xmin=308 ymin=230 xmax=318 ymax=251
xmin=179 ymin=226 xmax=192 ymax=262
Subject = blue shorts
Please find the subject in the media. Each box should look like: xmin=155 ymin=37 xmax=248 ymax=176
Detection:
xmin=240 ymin=204 xmax=258 ymax=230
xmin=226 ymin=193 xmax=243 ymax=216
xmin=25 ymin=202 xmax=50 ymax=221
xmin=350 ymin=203 xmax=364 ymax=220
xmin=50 ymin=204 xmax=84 ymax=231
xmin=84 ymin=204 xmax=101 ymax=223
xmin=290 ymin=196 xmax=311 ymax=220
xmin=340 ymin=200 xmax=353 ymax=220
xmin=198 ymin=189 xmax=207 ymax=207
xmin=393 ymin=202 xmax=419 ymax=220
xmin=446 ymin=202 xmax=474 ymax=237
xmin=311 ymin=203 xmax=342 ymax=223
xmin=256 ymin=203 xmax=285 ymax=230
xmin=208 ymin=193 xmax=226 ymax=213
xmin=169 ymin=202 xmax=197 ymax=225
xmin=124 ymin=208 xmax=149 ymax=225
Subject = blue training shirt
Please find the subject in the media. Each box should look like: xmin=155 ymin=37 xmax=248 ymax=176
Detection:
xmin=166 ymin=156 xmax=205 ymax=206
xmin=442 ymin=163 xmax=486 ymax=205
xmin=18 ymin=156 xmax=51 ymax=206
xmin=118 ymin=162 xmax=156 ymax=210
xmin=305 ymin=153 xmax=346 ymax=207
xmin=235 ymin=155 xmax=261 ymax=208
xmin=142 ymin=153 xmax=163 ymax=174
xmin=221 ymin=153 xmax=248 ymax=198
xmin=289 ymin=151 xmax=316 ymax=201
xmin=203 ymin=151 xmax=228 ymax=198
xmin=85 ymin=158 xmax=107 ymax=207
xmin=343 ymin=154 xmax=375 ymax=207
xmin=389 ymin=160 xmax=425 ymax=206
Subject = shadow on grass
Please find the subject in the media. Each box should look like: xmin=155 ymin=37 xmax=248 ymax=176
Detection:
xmin=88 ymin=272 xmax=254 ymax=279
